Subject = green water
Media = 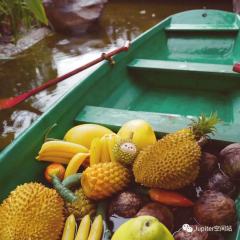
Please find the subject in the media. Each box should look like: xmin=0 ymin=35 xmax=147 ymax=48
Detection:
xmin=0 ymin=0 xmax=231 ymax=150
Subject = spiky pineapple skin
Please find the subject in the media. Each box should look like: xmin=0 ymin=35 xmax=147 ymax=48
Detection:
xmin=133 ymin=129 xmax=201 ymax=190
xmin=0 ymin=183 xmax=64 ymax=240
xmin=66 ymin=189 xmax=96 ymax=221
xmin=81 ymin=162 xmax=131 ymax=200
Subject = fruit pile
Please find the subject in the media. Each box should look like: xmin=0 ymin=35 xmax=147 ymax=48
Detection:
xmin=0 ymin=115 xmax=239 ymax=240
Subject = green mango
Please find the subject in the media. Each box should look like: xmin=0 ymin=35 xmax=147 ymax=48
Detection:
xmin=111 ymin=216 xmax=174 ymax=240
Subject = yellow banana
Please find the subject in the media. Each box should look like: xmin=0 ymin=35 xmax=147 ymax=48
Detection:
xmin=89 ymin=134 xmax=119 ymax=166
xmin=87 ymin=215 xmax=103 ymax=240
xmin=107 ymin=134 xmax=120 ymax=162
xmin=100 ymin=136 xmax=111 ymax=163
xmin=38 ymin=151 xmax=75 ymax=159
xmin=62 ymin=214 xmax=76 ymax=240
xmin=64 ymin=153 xmax=90 ymax=179
xmin=36 ymin=155 xmax=70 ymax=164
xmin=39 ymin=141 xmax=89 ymax=155
xmin=75 ymin=215 xmax=91 ymax=240
xmin=90 ymin=138 xmax=102 ymax=166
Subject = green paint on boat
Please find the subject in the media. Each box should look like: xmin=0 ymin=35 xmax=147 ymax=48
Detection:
xmin=0 ymin=10 xmax=240 ymax=239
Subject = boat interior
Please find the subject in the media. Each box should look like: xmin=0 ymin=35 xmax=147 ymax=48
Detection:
xmin=75 ymin=10 xmax=240 ymax=143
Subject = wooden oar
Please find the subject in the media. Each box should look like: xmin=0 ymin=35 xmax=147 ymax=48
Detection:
xmin=0 ymin=41 xmax=130 ymax=110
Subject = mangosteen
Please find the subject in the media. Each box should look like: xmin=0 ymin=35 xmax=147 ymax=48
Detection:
xmin=207 ymin=233 xmax=225 ymax=240
xmin=199 ymin=152 xmax=218 ymax=178
xmin=174 ymin=225 xmax=208 ymax=240
xmin=136 ymin=202 xmax=174 ymax=231
xmin=220 ymin=143 xmax=240 ymax=181
xmin=193 ymin=190 xmax=237 ymax=227
xmin=108 ymin=191 xmax=145 ymax=218
xmin=206 ymin=172 xmax=236 ymax=197
xmin=172 ymin=207 xmax=194 ymax=231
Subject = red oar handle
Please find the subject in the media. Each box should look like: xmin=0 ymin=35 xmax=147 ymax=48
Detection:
xmin=233 ymin=63 xmax=240 ymax=73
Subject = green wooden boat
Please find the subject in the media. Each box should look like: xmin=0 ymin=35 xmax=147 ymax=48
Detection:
xmin=1 ymin=9 xmax=240 ymax=239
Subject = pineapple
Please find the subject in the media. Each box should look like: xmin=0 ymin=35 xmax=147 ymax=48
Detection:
xmin=66 ymin=189 xmax=96 ymax=221
xmin=81 ymin=162 xmax=131 ymax=200
xmin=188 ymin=113 xmax=220 ymax=143
xmin=133 ymin=113 xmax=220 ymax=190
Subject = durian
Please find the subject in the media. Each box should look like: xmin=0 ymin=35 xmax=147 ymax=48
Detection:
xmin=81 ymin=162 xmax=131 ymax=200
xmin=133 ymin=114 xmax=219 ymax=190
xmin=113 ymin=139 xmax=138 ymax=165
xmin=0 ymin=183 xmax=65 ymax=240
xmin=66 ymin=188 xmax=96 ymax=221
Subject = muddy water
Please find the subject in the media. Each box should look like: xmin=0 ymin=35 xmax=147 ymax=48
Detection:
xmin=0 ymin=0 xmax=231 ymax=150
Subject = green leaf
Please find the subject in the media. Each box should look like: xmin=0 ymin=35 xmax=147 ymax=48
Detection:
xmin=25 ymin=0 xmax=48 ymax=25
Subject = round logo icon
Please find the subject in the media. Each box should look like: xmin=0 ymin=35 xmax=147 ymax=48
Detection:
xmin=182 ymin=224 xmax=193 ymax=233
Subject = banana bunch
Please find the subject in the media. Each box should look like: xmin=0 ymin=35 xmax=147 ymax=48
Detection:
xmin=36 ymin=140 xmax=89 ymax=164
xmin=61 ymin=214 xmax=103 ymax=240
xmin=64 ymin=153 xmax=90 ymax=179
xmin=90 ymin=134 xmax=120 ymax=166
xmin=75 ymin=214 xmax=103 ymax=240
xmin=62 ymin=214 xmax=76 ymax=240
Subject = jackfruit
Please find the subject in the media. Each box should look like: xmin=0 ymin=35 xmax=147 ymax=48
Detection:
xmin=66 ymin=188 xmax=96 ymax=221
xmin=133 ymin=114 xmax=219 ymax=190
xmin=0 ymin=182 xmax=65 ymax=240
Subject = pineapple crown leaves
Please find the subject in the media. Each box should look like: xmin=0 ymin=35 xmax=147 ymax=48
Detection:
xmin=189 ymin=112 xmax=220 ymax=140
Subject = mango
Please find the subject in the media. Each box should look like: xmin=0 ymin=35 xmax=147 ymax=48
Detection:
xmin=64 ymin=124 xmax=113 ymax=148
xmin=111 ymin=216 xmax=174 ymax=240
xmin=118 ymin=119 xmax=156 ymax=149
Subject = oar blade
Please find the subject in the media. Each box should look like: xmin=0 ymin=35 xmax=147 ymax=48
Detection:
xmin=0 ymin=95 xmax=26 ymax=110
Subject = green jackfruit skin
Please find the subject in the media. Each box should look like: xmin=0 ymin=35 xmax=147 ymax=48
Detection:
xmin=113 ymin=139 xmax=138 ymax=166
xmin=66 ymin=188 xmax=96 ymax=221
xmin=133 ymin=129 xmax=201 ymax=190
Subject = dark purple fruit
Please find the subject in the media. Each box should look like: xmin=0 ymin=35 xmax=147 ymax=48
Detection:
xmin=136 ymin=202 xmax=174 ymax=231
xmin=207 ymin=233 xmax=225 ymax=240
xmin=174 ymin=225 xmax=208 ymax=240
xmin=206 ymin=172 xmax=236 ymax=196
xmin=220 ymin=143 xmax=240 ymax=181
xmin=108 ymin=191 xmax=145 ymax=218
xmin=172 ymin=207 xmax=194 ymax=232
xmin=194 ymin=191 xmax=237 ymax=227
xmin=199 ymin=152 xmax=218 ymax=178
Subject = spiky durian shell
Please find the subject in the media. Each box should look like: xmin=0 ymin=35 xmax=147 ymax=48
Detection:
xmin=81 ymin=162 xmax=131 ymax=200
xmin=0 ymin=183 xmax=64 ymax=240
xmin=113 ymin=139 xmax=138 ymax=166
xmin=133 ymin=129 xmax=201 ymax=189
xmin=66 ymin=188 xmax=96 ymax=221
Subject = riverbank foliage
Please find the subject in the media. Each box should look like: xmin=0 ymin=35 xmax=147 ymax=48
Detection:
xmin=0 ymin=0 xmax=48 ymax=43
